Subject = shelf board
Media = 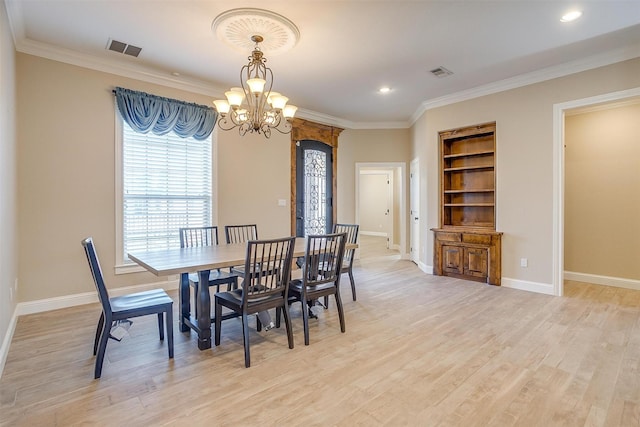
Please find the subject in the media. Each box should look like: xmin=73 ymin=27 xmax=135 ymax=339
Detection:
xmin=443 ymin=150 xmax=495 ymax=159
xmin=444 ymin=203 xmax=495 ymax=207
xmin=444 ymin=189 xmax=494 ymax=194
xmin=444 ymin=165 xmax=494 ymax=172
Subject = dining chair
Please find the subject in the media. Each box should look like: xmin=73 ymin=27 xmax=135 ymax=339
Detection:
xmin=333 ymin=223 xmax=359 ymax=301
xmin=81 ymin=237 xmax=174 ymax=379
xmin=224 ymin=224 xmax=258 ymax=245
xmin=214 ymin=236 xmax=296 ymax=367
xmin=285 ymin=232 xmax=347 ymax=345
xmin=223 ymin=223 xmax=273 ymax=330
xmin=223 ymin=223 xmax=258 ymax=277
xmin=179 ymin=226 xmax=238 ymax=319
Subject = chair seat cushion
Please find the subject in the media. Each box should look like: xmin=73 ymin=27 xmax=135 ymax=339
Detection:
xmin=188 ymin=270 xmax=237 ymax=285
xmin=289 ymin=279 xmax=335 ymax=293
xmin=216 ymin=287 xmax=281 ymax=305
xmin=110 ymin=289 xmax=172 ymax=313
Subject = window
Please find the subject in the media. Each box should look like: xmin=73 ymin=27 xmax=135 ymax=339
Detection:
xmin=116 ymin=117 xmax=214 ymax=273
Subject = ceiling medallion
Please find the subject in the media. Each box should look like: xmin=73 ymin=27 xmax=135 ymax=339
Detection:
xmin=212 ymin=8 xmax=300 ymax=56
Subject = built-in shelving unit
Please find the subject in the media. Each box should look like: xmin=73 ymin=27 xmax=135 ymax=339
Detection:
xmin=432 ymin=122 xmax=502 ymax=285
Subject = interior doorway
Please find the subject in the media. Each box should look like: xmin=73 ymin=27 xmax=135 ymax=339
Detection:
xmin=355 ymin=162 xmax=407 ymax=259
xmin=358 ymin=170 xmax=392 ymax=245
xmin=553 ymin=87 xmax=640 ymax=296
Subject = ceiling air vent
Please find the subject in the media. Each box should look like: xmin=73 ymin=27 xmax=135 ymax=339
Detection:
xmin=430 ymin=66 xmax=453 ymax=78
xmin=107 ymin=39 xmax=142 ymax=57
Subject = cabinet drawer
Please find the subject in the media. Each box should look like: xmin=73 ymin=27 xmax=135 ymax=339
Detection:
xmin=462 ymin=233 xmax=491 ymax=245
xmin=436 ymin=232 xmax=461 ymax=242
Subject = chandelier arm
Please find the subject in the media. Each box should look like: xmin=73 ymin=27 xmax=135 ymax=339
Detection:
xmin=272 ymin=120 xmax=293 ymax=134
xmin=216 ymin=116 xmax=239 ymax=131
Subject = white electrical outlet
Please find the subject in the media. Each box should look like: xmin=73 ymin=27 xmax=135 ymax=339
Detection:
xmin=520 ymin=258 xmax=528 ymax=267
xmin=277 ymin=199 xmax=286 ymax=207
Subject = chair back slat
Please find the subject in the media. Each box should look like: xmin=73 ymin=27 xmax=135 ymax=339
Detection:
xmin=81 ymin=237 xmax=112 ymax=314
xmin=241 ymin=237 xmax=295 ymax=307
xmin=180 ymin=226 xmax=219 ymax=248
xmin=225 ymin=224 xmax=258 ymax=244
xmin=333 ymin=223 xmax=358 ymax=263
xmin=304 ymin=232 xmax=347 ymax=287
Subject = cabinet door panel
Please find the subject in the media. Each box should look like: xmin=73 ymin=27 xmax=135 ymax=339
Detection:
xmin=464 ymin=247 xmax=488 ymax=278
xmin=443 ymin=245 xmax=463 ymax=274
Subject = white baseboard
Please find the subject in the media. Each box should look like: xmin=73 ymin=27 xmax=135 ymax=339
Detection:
xmin=501 ymin=277 xmax=555 ymax=295
xmin=16 ymin=280 xmax=178 ymax=316
xmin=360 ymin=231 xmax=388 ymax=237
xmin=1 ymin=279 xmax=178 ymax=380
xmin=417 ymin=261 xmax=432 ymax=274
xmin=564 ymin=271 xmax=640 ymax=291
xmin=0 ymin=305 xmax=19 ymax=380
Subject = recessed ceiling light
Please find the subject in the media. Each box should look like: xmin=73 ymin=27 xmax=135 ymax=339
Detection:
xmin=379 ymin=86 xmax=391 ymax=94
xmin=560 ymin=10 xmax=582 ymax=23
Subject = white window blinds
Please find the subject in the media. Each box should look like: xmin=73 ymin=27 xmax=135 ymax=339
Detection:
xmin=122 ymin=121 xmax=212 ymax=257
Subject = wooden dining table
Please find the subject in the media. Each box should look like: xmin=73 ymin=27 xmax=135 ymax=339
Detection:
xmin=128 ymin=237 xmax=357 ymax=350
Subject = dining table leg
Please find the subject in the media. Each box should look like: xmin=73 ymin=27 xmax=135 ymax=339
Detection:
xmin=179 ymin=272 xmax=190 ymax=333
xmin=196 ymin=269 xmax=212 ymax=350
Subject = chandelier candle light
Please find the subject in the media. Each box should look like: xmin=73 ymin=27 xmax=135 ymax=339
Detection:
xmin=213 ymin=34 xmax=297 ymax=137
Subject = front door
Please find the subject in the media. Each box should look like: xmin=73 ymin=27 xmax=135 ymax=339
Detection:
xmin=295 ymin=140 xmax=333 ymax=236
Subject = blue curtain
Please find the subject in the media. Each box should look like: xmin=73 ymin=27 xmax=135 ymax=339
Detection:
xmin=114 ymin=87 xmax=217 ymax=140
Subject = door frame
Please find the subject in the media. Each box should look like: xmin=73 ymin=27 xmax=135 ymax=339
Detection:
xmin=290 ymin=119 xmax=343 ymax=236
xmin=410 ymin=158 xmax=420 ymax=265
xmin=355 ymin=162 xmax=407 ymax=258
xmin=552 ymin=86 xmax=640 ymax=297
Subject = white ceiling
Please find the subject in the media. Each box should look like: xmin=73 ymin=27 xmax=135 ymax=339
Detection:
xmin=5 ymin=1 xmax=640 ymax=128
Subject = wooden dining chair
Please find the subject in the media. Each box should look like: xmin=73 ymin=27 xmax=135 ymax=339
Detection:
xmin=333 ymin=223 xmax=359 ymax=301
xmin=224 ymin=224 xmax=258 ymax=245
xmin=223 ymin=223 xmax=268 ymax=331
xmin=284 ymin=232 xmax=347 ymax=345
xmin=214 ymin=236 xmax=296 ymax=367
xmin=81 ymin=237 xmax=174 ymax=379
xmin=179 ymin=226 xmax=238 ymax=319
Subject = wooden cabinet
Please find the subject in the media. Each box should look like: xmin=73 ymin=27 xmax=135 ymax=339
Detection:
xmin=432 ymin=229 xmax=502 ymax=285
xmin=433 ymin=122 xmax=502 ymax=285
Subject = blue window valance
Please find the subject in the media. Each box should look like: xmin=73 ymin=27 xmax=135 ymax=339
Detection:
xmin=114 ymin=87 xmax=217 ymax=140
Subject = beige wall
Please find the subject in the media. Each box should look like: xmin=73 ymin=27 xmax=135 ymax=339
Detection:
xmin=337 ymin=128 xmax=411 ymax=249
xmin=412 ymin=58 xmax=640 ymax=287
xmin=15 ymin=53 xmax=412 ymax=305
xmin=216 ymin=127 xmax=291 ymax=238
xmin=359 ymin=173 xmax=390 ymax=234
xmin=15 ymin=53 xmax=296 ymax=303
xmin=565 ymin=103 xmax=640 ymax=280
xmin=0 ymin=0 xmax=18 ymax=370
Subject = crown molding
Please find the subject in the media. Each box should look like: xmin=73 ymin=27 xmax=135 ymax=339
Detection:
xmin=4 ymin=0 xmax=25 ymax=46
xmin=7 ymin=3 xmax=639 ymax=131
xmin=16 ymin=38 xmax=226 ymax=97
xmin=295 ymin=107 xmax=410 ymax=130
xmin=410 ymin=42 xmax=640 ymax=125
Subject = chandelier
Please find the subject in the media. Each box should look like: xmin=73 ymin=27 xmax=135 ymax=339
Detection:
xmin=212 ymin=34 xmax=297 ymax=138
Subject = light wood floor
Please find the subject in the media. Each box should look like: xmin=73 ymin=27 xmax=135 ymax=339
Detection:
xmin=2 ymin=236 xmax=640 ymax=426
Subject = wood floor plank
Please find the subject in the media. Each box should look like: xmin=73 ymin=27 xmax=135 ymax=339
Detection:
xmin=2 ymin=236 xmax=640 ymax=426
